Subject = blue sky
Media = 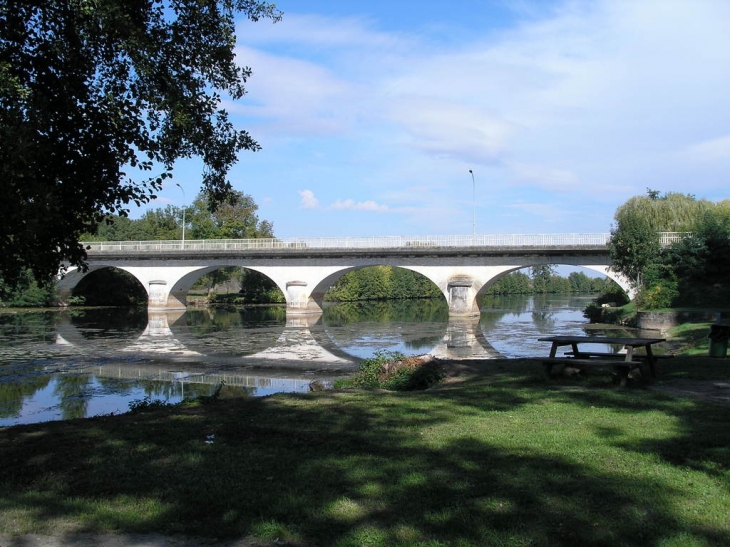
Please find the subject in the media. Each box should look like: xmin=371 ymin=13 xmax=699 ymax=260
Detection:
xmin=140 ymin=0 xmax=730 ymax=239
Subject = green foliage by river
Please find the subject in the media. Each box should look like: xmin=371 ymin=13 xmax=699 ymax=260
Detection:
xmin=326 ymin=266 xmax=442 ymax=301
xmin=608 ymin=191 xmax=730 ymax=309
xmin=483 ymin=269 xmax=614 ymax=296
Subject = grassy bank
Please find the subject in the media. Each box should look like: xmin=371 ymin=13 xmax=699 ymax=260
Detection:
xmin=1 ymin=356 xmax=729 ymax=546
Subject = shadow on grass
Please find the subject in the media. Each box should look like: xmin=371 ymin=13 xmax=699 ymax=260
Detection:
xmin=1 ymin=361 xmax=729 ymax=547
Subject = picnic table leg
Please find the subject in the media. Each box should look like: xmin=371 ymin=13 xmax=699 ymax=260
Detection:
xmin=622 ymin=346 xmax=643 ymax=383
xmin=625 ymin=345 xmax=634 ymax=362
xmin=549 ymin=343 xmax=559 ymax=358
xmin=645 ymin=346 xmax=658 ymax=377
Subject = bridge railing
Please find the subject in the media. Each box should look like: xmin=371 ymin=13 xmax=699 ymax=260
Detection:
xmin=82 ymin=232 xmax=690 ymax=253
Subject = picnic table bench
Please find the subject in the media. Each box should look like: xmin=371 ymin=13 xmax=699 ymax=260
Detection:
xmin=537 ymin=335 xmax=667 ymax=386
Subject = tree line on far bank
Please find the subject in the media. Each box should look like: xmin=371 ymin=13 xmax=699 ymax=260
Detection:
xmin=325 ymin=265 xmax=617 ymax=303
xmin=484 ymin=267 xmax=616 ymax=296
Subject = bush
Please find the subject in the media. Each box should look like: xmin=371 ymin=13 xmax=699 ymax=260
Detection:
xmin=635 ymin=264 xmax=679 ymax=310
xmin=128 ymin=397 xmax=175 ymax=413
xmin=336 ymin=350 xmax=445 ymax=391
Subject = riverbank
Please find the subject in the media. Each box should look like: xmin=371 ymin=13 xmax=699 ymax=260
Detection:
xmin=1 ymin=356 xmax=729 ymax=547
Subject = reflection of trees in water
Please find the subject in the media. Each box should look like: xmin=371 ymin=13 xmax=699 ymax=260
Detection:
xmin=95 ymin=377 xmax=135 ymax=397
xmin=323 ymin=299 xmax=448 ymax=326
xmin=482 ymin=295 xmax=533 ymax=315
xmin=0 ymin=313 xmax=59 ymax=417
xmin=55 ymin=375 xmax=91 ymax=421
xmin=185 ymin=306 xmax=286 ymax=332
xmin=134 ymin=379 xmax=254 ymax=401
xmin=138 ymin=378 xmax=209 ymax=400
xmin=0 ymin=311 xmax=57 ymax=343
xmin=66 ymin=307 xmax=148 ymax=340
xmin=402 ymin=334 xmax=443 ymax=350
xmin=0 ymin=374 xmax=52 ymax=418
xmin=531 ymin=311 xmax=557 ymax=332
xmin=479 ymin=295 xmax=532 ymax=329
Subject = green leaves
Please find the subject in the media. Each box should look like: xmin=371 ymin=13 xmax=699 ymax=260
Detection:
xmin=608 ymin=190 xmax=730 ymax=308
xmin=0 ymin=0 xmax=281 ymax=287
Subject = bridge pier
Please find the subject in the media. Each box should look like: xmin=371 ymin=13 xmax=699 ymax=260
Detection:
xmin=147 ymin=280 xmax=178 ymax=309
xmin=285 ymin=280 xmax=323 ymax=315
xmin=447 ymin=275 xmax=481 ymax=316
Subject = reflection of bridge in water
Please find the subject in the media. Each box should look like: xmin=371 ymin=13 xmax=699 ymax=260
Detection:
xmin=84 ymin=362 xmax=321 ymax=392
xmin=53 ymin=310 xmax=503 ymax=388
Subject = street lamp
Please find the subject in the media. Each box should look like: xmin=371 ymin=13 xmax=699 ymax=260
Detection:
xmin=469 ymin=170 xmax=475 ymax=242
xmin=176 ymin=183 xmax=186 ymax=249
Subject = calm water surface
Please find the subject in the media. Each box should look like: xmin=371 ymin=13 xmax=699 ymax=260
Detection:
xmin=0 ymin=295 xmax=639 ymax=426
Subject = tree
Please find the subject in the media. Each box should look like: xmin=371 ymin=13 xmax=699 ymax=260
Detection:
xmin=608 ymin=190 xmax=730 ymax=308
xmin=660 ymin=207 xmax=730 ymax=305
xmin=568 ymin=271 xmax=593 ymax=293
xmin=188 ymin=190 xmax=274 ymax=240
xmin=530 ymin=265 xmax=555 ymax=294
xmin=608 ymin=213 xmax=660 ymax=288
xmin=0 ymin=0 xmax=282 ymax=286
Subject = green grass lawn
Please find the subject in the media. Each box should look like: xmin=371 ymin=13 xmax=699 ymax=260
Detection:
xmin=1 ymin=357 xmax=729 ymax=546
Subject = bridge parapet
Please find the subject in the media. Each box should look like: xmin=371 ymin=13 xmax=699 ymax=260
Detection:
xmin=82 ymin=232 xmax=687 ymax=254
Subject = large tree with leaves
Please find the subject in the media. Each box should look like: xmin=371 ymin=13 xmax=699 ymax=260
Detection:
xmin=188 ymin=190 xmax=274 ymax=240
xmin=0 ymin=0 xmax=281 ymax=286
xmin=608 ymin=190 xmax=730 ymax=307
xmin=607 ymin=190 xmax=709 ymax=288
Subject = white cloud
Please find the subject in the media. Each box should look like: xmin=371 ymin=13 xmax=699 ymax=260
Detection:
xmin=298 ymin=190 xmax=320 ymax=209
xmin=239 ymin=13 xmax=411 ymax=52
xmin=228 ymin=46 xmax=358 ymax=136
xmin=330 ymin=199 xmax=389 ymax=212
xmin=387 ymin=98 xmax=514 ymax=164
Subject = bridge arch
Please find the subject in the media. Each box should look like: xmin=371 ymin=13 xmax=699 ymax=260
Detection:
xmin=307 ymin=265 xmax=448 ymax=312
xmin=65 ymin=266 xmax=147 ymax=305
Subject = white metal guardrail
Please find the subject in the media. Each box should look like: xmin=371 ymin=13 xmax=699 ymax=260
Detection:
xmin=82 ymin=232 xmax=690 ymax=253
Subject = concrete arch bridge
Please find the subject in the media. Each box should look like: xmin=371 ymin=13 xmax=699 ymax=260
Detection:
xmin=58 ymin=233 xmax=682 ymax=317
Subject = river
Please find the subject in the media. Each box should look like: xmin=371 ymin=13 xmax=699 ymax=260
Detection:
xmin=0 ymin=295 xmax=636 ymax=427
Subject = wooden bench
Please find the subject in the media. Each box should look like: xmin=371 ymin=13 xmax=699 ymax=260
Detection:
xmin=541 ymin=357 xmax=645 ymax=387
xmin=564 ymin=351 xmax=675 ymax=360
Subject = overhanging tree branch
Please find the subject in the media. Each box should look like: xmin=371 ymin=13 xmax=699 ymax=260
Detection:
xmin=0 ymin=0 xmax=282 ymax=286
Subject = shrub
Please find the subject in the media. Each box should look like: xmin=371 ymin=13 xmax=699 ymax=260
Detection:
xmin=336 ymin=350 xmax=445 ymax=391
xmin=635 ymin=264 xmax=679 ymax=310
xmin=127 ymin=397 xmax=175 ymax=413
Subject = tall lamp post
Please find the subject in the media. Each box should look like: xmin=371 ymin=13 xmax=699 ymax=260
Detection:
xmin=176 ymin=183 xmax=186 ymax=250
xmin=469 ymin=169 xmax=475 ymax=242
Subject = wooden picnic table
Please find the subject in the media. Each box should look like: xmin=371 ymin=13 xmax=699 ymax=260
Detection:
xmin=537 ymin=335 xmax=666 ymax=386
